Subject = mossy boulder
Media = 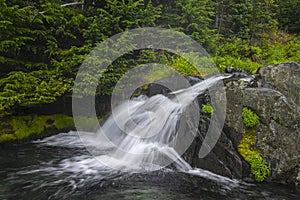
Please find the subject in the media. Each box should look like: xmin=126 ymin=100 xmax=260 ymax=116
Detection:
xmin=182 ymin=62 xmax=299 ymax=184
xmin=0 ymin=115 xmax=75 ymax=143
xmin=224 ymin=62 xmax=300 ymax=183
xmin=0 ymin=115 xmax=104 ymax=143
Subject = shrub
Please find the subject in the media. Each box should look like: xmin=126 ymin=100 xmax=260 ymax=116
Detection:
xmin=171 ymin=56 xmax=202 ymax=76
xmin=214 ymin=56 xmax=261 ymax=73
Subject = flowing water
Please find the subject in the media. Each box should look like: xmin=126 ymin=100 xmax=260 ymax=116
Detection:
xmin=0 ymin=75 xmax=299 ymax=199
xmin=81 ymin=75 xmax=230 ymax=172
xmin=0 ymin=132 xmax=298 ymax=199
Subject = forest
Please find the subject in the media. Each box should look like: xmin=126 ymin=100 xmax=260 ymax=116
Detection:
xmin=0 ymin=0 xmax=299 ymax=117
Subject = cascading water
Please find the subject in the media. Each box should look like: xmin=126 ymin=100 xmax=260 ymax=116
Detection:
xmin=1 ymin=73 xmax=298 ymax=199
xmin=83 ymin=74 xmax=232 ymax=172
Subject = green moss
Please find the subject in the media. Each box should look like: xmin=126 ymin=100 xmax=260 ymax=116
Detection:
xmin=53 ymin=115 xmax=74 ymax=129
xmin=242 ymin=107 xmax=259 ymax=128
xmin=0 ymin=115 xmax=106 ymax=143
xmin=239 ymin=108 xmax=270 ymax=182
xmin=0 ymin=115 xmax=75 ymax=142
xmin=249 ymin=152 xmax=270 ymax=182
xmin=73 ymin=116 xmax=104 ymax=130
xmin=10 ymin=116 xmax=45 ymax=140
xmin=0 ymin=134 xmax=16 ymax=141
xmin=238 ymin=121 xmax=270 ymax=182
xmin=132 ymin=89 xmax=142 ymax=97
xmin=140 ymin=84 xmax=149 ymax=91
xmin=202 ymin=104 xmax=214 ymax=114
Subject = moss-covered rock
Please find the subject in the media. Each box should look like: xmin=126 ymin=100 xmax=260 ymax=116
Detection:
xmin=238 ymin=129 xmax=270 ymax=182
xmin=0 ymin=115 xmax=104 ymax=143
xmin=183 ymin=62 xmax=299 ymax=184
xmin=0 ymin=115 xmax=74 ymax=143
xmin=224 ymin=62 xmax=300 ymax=184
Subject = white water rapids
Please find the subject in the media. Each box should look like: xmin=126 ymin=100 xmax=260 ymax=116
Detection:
xmin=78 ymin=74 xmax=232 ymax=172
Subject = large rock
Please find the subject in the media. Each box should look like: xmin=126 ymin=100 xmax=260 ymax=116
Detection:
xmin=255 ymin=62 xmax=300 ymax=183
xmin=183 ymin=62 xmax=300 ymax=184
xmin=257 ymin=62 xmax=300 ymax=108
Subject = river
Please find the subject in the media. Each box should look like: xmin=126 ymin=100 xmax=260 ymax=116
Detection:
xmin=0 ymin=132 xmax=298 ymax=200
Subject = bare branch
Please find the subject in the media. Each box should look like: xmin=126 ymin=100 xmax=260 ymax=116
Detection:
xmin=38 ymin=2 xmax=86 ymax=14
xmin=61 ymin=2 xmax=84 ymax=7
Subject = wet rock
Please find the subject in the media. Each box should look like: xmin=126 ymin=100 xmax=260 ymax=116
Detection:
xmin=184 ymin=76 xmax=204 ymax=85
xmin=182 ymin=124 xmax=250 ymax=179
xmin=183 ymin=62 xmax=300 ymax=184
xmin=225 ymin=66 xmax=250 ymax=78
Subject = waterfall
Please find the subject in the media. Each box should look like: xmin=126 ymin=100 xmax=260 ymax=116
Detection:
xmin=83 ymin=74 xmax=231 ymax=172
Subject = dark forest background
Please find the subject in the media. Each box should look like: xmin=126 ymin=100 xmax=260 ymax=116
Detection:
xmin=1 ymin=0 xmax=299 ymax=117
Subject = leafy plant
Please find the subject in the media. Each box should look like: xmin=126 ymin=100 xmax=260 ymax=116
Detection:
xmin=242 ymin=107 xmax=259 ymax=128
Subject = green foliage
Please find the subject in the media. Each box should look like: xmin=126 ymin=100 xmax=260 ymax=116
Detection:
xmin=214 ymin=56 xmax=261 ymax=73
xmin=262 ymin=32 xmax=300 ymax=64
xmin=170 ymin=56 xmax=201 ymax=76
xmin=0 ymin=0 xmax=299 ymax=118
xmin=214 ymin=0 xmax=253 ymax=38
xmin=84 ymin=0 xmax=161 ymax=43
xmin=202 ymin=104 xmax=214 ymax=114
xmin=275 ymin=0 xmax=300 ymax=33
xmin=0 ymin=71 xmax=72 ymax=117
xmin=0 ymin=0 xmax=161 ymax=115
xmin=242 ymin=107 xmax=259 ymax=128
xmin=162 ymin=0 xmax=216 ymax=52
xmin=238 ymin=129 xmax=270 ymax=182
xmin=214 ymin=32 xmax=300 ymax=73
